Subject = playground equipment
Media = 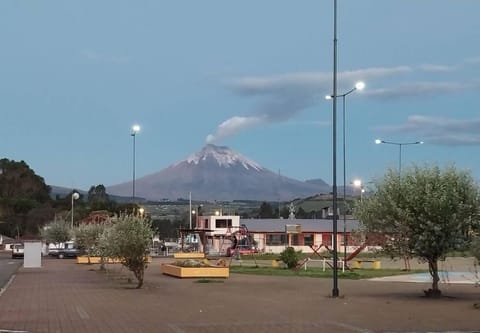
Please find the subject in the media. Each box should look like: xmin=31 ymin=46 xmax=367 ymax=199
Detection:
xmin=227 ymin=224 xmax=258 ymax=266
xmin=294 ymin=242 xmax=369 ymax=271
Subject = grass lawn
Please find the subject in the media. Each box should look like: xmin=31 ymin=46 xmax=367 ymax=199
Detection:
xmin=229 ymin=265 xmax=427 ymax=279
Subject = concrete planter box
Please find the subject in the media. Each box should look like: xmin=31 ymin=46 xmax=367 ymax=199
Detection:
xmin=161 ymin=264 xmax=229 ymax=278
xmin=76 ymin=256 xmax=152 ymax=264
xmin=173 ymin=253 xmax=205 ymax=259
xmin=77 ymin=256 xmax=102 ymax=264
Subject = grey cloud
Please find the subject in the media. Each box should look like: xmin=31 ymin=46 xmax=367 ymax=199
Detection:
xmin=206 ymin=66 xmax=413 ymax=143
xmin=375 ymin=115 xmax=480 ymax=146
xmin=419 ymin=64 xmax=457 ymax=72
xmin=364 ymin=81 xmax=467 ymax=100
xmin=207 ymin=63 xmax=474 ymax=143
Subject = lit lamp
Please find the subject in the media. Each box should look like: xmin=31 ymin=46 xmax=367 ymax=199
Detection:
xmin=326 ymin=81 xmax=365 ymax=292
xmin=352 ymin=179 xmax=365 ymax=201
xmin=71 ymin=192 xmax=80 ymax=228
xmin=131 ymin=124 xmax=141 ymax=202
xmin=191 ymin=210 xmax=196 ymax=229
xmin=375 ymin=139 xmax=424 ymax=176
xmin=138 ymin=207 xmax=145 ymax=217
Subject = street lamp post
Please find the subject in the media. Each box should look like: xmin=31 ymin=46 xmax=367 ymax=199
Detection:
xmin=375 ymin=139 xmax=424 ymax=176
xmin=71 ymin=192 xmax=80 ymax=229
xmin=331 ymin=0 xmax=339 ymax=298
xmin=326 ymin=82 xmax=365 ymax=264
xmin=131 ymin=124 xmax=140 ymax=202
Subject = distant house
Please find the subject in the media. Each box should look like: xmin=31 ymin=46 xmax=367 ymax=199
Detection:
xmin=191 ymin=214 xmax=371 ymax=255
xmin=0 ymin=234 xmax=16 ymax=250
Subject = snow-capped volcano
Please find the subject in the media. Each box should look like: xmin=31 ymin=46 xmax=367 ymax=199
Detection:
xmin=184 ymin=144 xmax=263 ymax=171
xmin=107 ymin=144 xmax=330 ymax=201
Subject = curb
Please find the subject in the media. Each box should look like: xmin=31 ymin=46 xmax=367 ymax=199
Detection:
xmin=0 ymin=274 xmax=16 ymax=298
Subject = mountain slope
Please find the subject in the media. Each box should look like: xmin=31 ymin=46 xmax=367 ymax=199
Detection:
xmin=107 ymin=144 xmax=330 ymax=201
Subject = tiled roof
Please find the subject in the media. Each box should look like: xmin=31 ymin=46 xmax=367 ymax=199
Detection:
xmin=240 ymin=218 xmax=360 ymax=233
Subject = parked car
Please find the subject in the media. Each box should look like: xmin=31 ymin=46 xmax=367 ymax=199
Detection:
xmin=49 ymin=247 xmax=80 ymax=259
xmin=11 ymin=243 xmax=24 ymax=259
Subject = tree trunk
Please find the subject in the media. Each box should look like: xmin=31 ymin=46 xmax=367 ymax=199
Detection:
xmin=134 ymin=267 xmax=144 ymax=289
xmin=425 ymin=258 xmax=441 ymax=297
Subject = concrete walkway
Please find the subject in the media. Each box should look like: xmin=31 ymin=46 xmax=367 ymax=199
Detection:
xmin=0 ymin=257 xmax=479 ymax=333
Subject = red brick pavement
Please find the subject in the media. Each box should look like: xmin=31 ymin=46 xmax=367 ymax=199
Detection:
xmin=0 ymin=258 xmax=479 ymax=333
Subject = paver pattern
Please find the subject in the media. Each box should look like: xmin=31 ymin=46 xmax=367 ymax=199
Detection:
xmin=0 ymin=257 xmax=479 ymax=333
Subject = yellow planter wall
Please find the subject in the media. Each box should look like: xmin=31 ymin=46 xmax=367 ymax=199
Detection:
xmin=76 ymin=256 xmax=151 ymax=264
xmin=173 ymin=253 xmax=205 ymax=259
xmin=161 ymin=264 xmax=229 ymax=278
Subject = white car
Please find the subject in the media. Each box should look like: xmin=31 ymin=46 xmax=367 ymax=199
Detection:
xmin=11 ymin=243 xmax=24 ymax=259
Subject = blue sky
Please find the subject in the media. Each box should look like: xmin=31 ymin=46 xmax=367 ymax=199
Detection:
xmin=1 ymin=1 xmax=480 ymax=192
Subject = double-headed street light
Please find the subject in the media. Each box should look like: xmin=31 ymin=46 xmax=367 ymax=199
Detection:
xmin=131 ymin=124 xmax=141 ymax=202
xmin=326 ymin=81 xmax=365 ymax=266
xmin=375 ymin=139 xmax=424 ymax=176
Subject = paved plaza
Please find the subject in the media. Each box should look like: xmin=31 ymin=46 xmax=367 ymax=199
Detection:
xmin=0 ymin=256 xmax=479 ymax=333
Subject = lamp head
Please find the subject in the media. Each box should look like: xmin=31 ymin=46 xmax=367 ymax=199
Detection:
xmin=72 ymin=192 xmax=80 ymax=200
xmin=352 ymin=179 xmax=362 ymax=187
xmin=375 ymin=139 xmax=383 ymax=145
xmin=325 ymin=95 xmax=333 ymax=100
xmin=355 ymin=81 xmax=365 ymax=90
xmin=132 ymin=124 xmax=141 ymax=134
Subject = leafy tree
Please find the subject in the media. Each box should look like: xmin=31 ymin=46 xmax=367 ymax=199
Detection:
xmin=87 ymin=184 xmax=116 ymax=211
xmin=296 ymin=207 xmax=308 ymax=219
xmin=42 ymin=220 xmax=71 ymax=247
xmin=354 ymin=165 xmax=480 ymax=297
xmin=74 ymin=223 xmax=109 ymax=262
xmin=279 ymin=206 xmax=290 ymax=219
xmin=0 ymin=159 xmax=53 ymax=237
xmin=279 ymin=247 xmax=301 ymax=269
xmin=258 ymin=202 xmax=274 ymax=218
xmin=104 ymin=215 xmax=153 ymax=288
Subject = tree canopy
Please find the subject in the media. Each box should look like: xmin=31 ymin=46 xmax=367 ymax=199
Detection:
xmin=104 ymin=215 xmax=153 ymax=288
xmin=0 ymin=159 xmax=53 ymax=237
xmin=354 ymin=165 xmax=480 ymax=297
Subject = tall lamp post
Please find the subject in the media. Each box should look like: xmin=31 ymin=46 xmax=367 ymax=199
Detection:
xmin=131 ymin=124 xmax=141 ymax=202
xmin=326 ymin=81 xmax=365 ymax=264
xmin=71 ymin=192 xmax=80 ymax=228
xmin=375 ymin=139 xmax=424 ymax=176
xmin=330 ymin=0 xmax=339 ymax=298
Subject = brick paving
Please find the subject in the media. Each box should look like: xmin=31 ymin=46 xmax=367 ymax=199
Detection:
xmin=0 ymin=257 xmax=479 ymax=333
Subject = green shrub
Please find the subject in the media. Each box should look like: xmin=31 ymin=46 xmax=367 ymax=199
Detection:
xmin=279 ymin=247 xmax=301 ymax=269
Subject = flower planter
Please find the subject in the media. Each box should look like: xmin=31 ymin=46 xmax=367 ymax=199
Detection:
xmin=76 ymin=256 xmax=151 ymax=264
xmin=173 ymin=252 xmax=205 ymax=259
xmin=161 ymin=264 xmax=229 ymax=278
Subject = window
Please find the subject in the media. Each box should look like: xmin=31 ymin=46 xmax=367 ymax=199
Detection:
xmin=291 ymin=234 xmax=300 ymax=246
xmin=266 ymin=234 xmax=287 ymax=246
xmin=215 ymin=219 xmax=232 ymax=228
xmin=304 ymin=234 xmax=314 ymax=246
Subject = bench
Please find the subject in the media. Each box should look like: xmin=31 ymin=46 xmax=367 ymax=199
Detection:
xmin=352 ymin=260 xmax=381 ymax=269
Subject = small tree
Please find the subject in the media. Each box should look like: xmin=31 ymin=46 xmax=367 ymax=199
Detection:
xmin=105 ymin=215 xmax=153 ymax=288
xmin=279 ymin=247 xmax=301 ymax=269
xmin=355 ymin=165 xmax=480 ymax=297
xmin=42 ymin=219 xmax=71 ymax=248
xmin=74 ymin=223 xmax=108 ymax=263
